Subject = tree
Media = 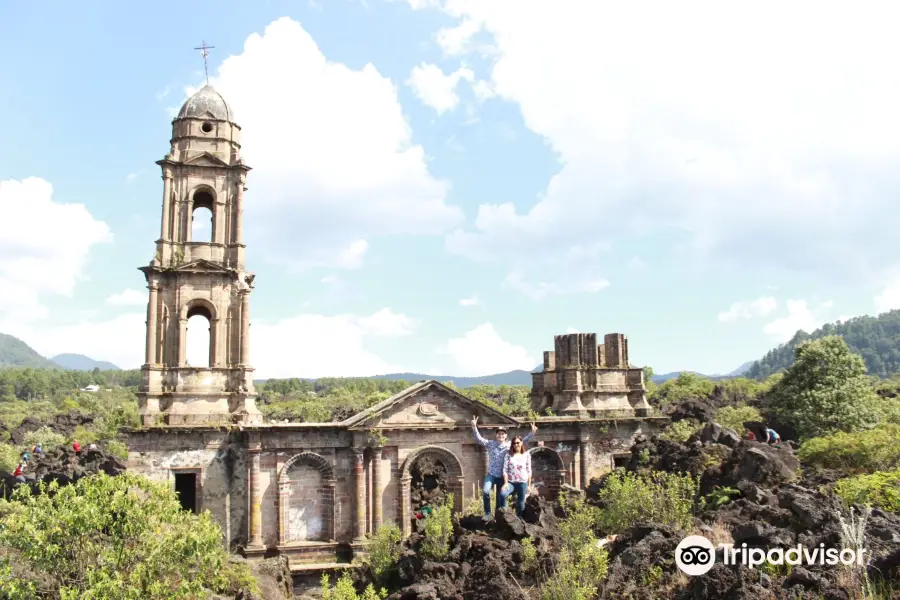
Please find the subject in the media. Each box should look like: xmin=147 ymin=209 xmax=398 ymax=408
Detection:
xmin=0 ymin=472 xmax=253 ymax=599
xmin=770 ymin=336 xmax=880 ymax=439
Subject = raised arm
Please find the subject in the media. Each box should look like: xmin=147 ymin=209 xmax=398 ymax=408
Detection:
xmin=522 ymin=421 xmax=537 ymax=445
xmin=471 ymin=416 xmax=489 ymax=447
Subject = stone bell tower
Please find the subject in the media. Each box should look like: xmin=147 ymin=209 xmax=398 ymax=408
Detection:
xmin=137 ymin=85 xmax=261 ymax=426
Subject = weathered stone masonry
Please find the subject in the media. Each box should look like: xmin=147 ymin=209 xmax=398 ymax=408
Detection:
xmin=125 ymin=85 xmax=665 ymax=568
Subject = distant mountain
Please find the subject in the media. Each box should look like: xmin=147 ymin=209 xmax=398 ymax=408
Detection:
xmin=339 ymin=369 xmax=534 ymax=388
xmin=51 ymin=353 xmax=120 ymax=371
xmin=0 ymin=333 xmax=59 ymax=369
xmin=747 ymin=309 xmax=900 ymax=379
xmin=727 ymin=361 xmax=755 ymax=377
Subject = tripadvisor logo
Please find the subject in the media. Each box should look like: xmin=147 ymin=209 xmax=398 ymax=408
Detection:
xmin=675 ymin=535 xmax=867 ymax=576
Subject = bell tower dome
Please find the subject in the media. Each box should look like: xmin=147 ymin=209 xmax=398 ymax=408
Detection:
xmin=136 ymin=84 xmax=261 ymax=426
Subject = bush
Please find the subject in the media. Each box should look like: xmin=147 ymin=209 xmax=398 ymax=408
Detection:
xmin=105 ymin=439 xmax=129 ymax=460
xmin=834 ymin=469 xmax=900 ymax=512
xmin=421 ymin=494 xmax=454 ymax=561
xmin=0 ymin=443 xmax=18 ymax=473
xmin=595 ymin=470 xmax=699 ymax=534
xmin=540 ymin=493 xmax=608 ymax=600
xmin=714 ymin=405 xmax=763 ymax=434
xmin=650 ymin=372 xmax=716 ymax=406
xmin=322 ymin=572 xmax=386 ymax=600
xmin=660 ymin=419 xmax=701 ymax=443
xmin=22 ymin=426 xmax=65 ymax=451
xmin=365 ymin=523 xmax=402 ymax=584
xmin=0 ymin=472 xmax=252 ymax=599
xmin=797 ymin=424 xmax=900 ymax=473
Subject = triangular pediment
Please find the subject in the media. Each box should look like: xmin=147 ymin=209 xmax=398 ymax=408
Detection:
xmin=343 ymin=380 xmax=520 ymax=430
xmin=170 ymin=259 xmax=233 ymax=274
xmin=184 ymin=152 xmax=231 ymax=168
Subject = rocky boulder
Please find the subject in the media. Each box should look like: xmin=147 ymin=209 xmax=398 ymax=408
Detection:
xmin=0 ymin=444 xmax=126 ymax=499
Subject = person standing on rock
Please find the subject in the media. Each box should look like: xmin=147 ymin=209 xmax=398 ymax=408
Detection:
xmin=12 ymin=463 xmax=25 ymax=483
xmin=471 ymin=416 xmax=537 ymax=521
xmin=500 ymin=436 xmax=532 ymax=518
xmin=765 ymin=427 xmax=781 ymax=445
xmin=72 ymin=440 xmax=81 ymax=454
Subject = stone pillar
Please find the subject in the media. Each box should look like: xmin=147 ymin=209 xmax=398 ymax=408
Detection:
xmin=372 ymin=447 xmax=383 ymax=529
xmin=353 ymin=448 xmax=366 ymax=541
xmin=145 ymin=283 xmax=158 ymax=365
xmin=234 ymin=176 xmax=245 ymax=244
xmin=178 ymin=317 xmax=187 ymax=366
xmin=160 ymin=170 xmax=173 ymax=241
xmin=400 ymin=476 xmax=412 ymax=537
xmin=239 ymin=291 xmax=250 ymax=365
xmin=248 ymin=446 xmax=263 ymax=548
xmin=579 ymin=442 xmax=589 ymax=490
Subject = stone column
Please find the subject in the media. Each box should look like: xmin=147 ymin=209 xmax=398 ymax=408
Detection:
xmin=353 ymin=448 xmax=366 ymax=541
xmin=234 ymin=176 xmax=245 ymax=244
xmin=145 ymin=283 xmax=158 ymax=365
xmin=239 ymin=291 xmax=250 ymax=365
xmin=160 ymin=170 xmax=173 ymax=240
xmin=178 ymin=317 xmax=187 ymax=366
xmin=579 ymin=442 xmax=589 ymax=490
xmin=400 ymin=476 xmax=412 ymax=537
xmin=248 ymin=446 xmax=263 ymax=548
xmin=372 ymin=447 xmax=384 ymax=529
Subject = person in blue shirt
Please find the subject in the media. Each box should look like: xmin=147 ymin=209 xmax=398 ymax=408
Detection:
xmin=472 ymin=416 xmax=537 ymax=520
xmin=765 ymin=428 xmax=781 ymax=444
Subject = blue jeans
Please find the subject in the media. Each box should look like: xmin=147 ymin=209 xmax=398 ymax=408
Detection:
xmin=500 ymin=481 xmax=528 ymax=516
xmin=482 ymin=475 xmax=508 ymax=515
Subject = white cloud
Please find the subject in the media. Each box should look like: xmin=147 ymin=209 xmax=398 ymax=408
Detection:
xmin=407 ymin=63 xmax=474 ymax=114
xmin=125 ymin=172 xmax=140 ymax=183
xmin=182 ymin=17 xmax=462 ymax=272
xmin=875 ymin=279 xmax=900 ymax=314
xmin=0 ymin=177 xmax=112 ymax=323
xmin=502 ymin=270 xmax=609 ymax=300
xmin=406 ymin=3 xmax=900 ymax=284
xmin=717 ymin=297 xmax=778 ymax=323
xmin=762 ymin=299 xmax=831 ymax=343
xmin=436 ymin=322 xmax=535 ymax=376
xmin=106 ymin=288 xmax=147 ymax=307
xmin=566 ymin=327 xmax=579 ymax=333
xmin=8 ymin=308 xmax=416 ymax=377
xmin=459 ymin=294 xmax=480 ymax=306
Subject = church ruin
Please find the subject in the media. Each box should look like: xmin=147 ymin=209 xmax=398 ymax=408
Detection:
xmin=125 ymin=85 xmax=664 ymax=569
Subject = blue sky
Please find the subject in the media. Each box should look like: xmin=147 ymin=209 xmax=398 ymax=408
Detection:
xmin=1 ymin=1 xmax=898 ymax=378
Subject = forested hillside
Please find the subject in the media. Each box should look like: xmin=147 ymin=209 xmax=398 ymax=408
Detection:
xmin=747 ymin=309 xmax=900 ymax=379
xmin=0 ymin=333 xmax=59 ymax=369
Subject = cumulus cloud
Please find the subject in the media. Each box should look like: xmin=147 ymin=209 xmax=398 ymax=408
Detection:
xmin=406 ymin=2 xmax=900 ymax=284
xmin=106 ymin=288 xmax=147 ymax=307
xmin=407 ymin=63 xmax=474 ymax=114
xmin=718 ymin=297 xmax=778 ymax=323
xmin=762 ymin=299 xmax=832 ymax=343
xmin=459 ymin=294 xmax=480 ymax=306
xmin=186 ymin=17 xmax=462 ymax=271
xmin=435 ymin=322 xmax=536 ymax=376
xmin=0 ymin=177 xmax=112 ymax=322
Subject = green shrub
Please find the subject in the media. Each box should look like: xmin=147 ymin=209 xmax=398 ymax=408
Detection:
xmin=105 ymin=440 xmax=129 ymax=460
xmin=797 ymin=424 xmax=900 ymax=473
xmin=660 ymin=419 xmax=701 ymax=443
xmin=0 ymin=444 xmax=19 ymax=472
xmin=834 ymin=469 xmax=900 ymax=512
xmin=0 ymin=472 xmax=246 ymax=599
xmin=540 ymin=493 xmax=608 ymax=600
xmin=521 ymin=537 xmax=537 ymax=572
xmin=365 ymin=523 xmax=402 ymax=584
xmin=595 ymin=470 xmax=699 ymax=534
xmin=421 ymin=494 xmax=454 ymax=561
xmin=650 ymin=372 xmax=715 ymax=406
xmin=322 ymin=571 xmax=386 ymax=600
xmin=714 ymin=405 xmax=763 ymax=434
xmin=22 ymin=426 xmax=65 ymax=451
xmin=71 ymin=425 xmax=99 ymax=445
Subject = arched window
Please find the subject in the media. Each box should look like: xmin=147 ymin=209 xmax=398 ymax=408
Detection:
xmin=185 ymin=305 xmax=212 ymax=368
xmin=191 ymin=191 xmax=214 ymax=243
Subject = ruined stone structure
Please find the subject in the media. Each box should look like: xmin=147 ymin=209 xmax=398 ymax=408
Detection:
xmin=125 ymin=86 xmax=664 ymax=569
xmin=531 ymin=333 xmax=652 ymax=417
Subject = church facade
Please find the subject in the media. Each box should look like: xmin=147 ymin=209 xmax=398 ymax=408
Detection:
xmin=124 ymin=85 xmax=664 ymax=567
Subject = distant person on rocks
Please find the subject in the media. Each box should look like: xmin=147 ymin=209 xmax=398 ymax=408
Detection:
xmin=88 ymin=443 xmax=98 ymax=451
xmin=12 ymin=463 xmax=25 ymax=482
xmin=32 ymin=444 xmax=42 ymax=456
xmin=72 ymin=440 xmax=81 ymax=454
xmin=746 ymin=430 xmax=757 ymax=441
xmin=472 ymin=416 xmax=537 ymax=521
xmin=500 ymin=436 xmax=532 ymax=517
xmin=20 ymin=449 xmax=30 ymax=463
xmin=765 ymin=428 xmax=781 ymax=445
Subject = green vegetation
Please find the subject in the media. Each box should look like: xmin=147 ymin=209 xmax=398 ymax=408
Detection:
xmin=0 ymin=472 xmax=256 ymax=599
xmin=421 ymin=494 xmax=454 ymax=561
xmin=659 ymin=419 xmax=701 ymax=443
xmin=0 ymin=334 xmax=59 ymax=370
xmin=321 ymin=572 xmax=386 ymax=600
xmin=747 ymin=309 xmax=900 ymax=379
xmin=364 ymin=523 xmax=402 ymax=585
xmin=834 ymin=469 xmax=900 ymax=512
xmin=713 ymin=405 xmax=763 ymax=433
xmin=797 ymin=424 xmax=900 ymax=473
xmin=769 ymin=336 xmax=881 ymax=439
xmin=594 ymin=470 xmax=699 ymax=534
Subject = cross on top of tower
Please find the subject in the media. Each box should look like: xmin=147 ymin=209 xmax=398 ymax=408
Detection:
xmin=194 ymin=41 xmax=215 ymax=85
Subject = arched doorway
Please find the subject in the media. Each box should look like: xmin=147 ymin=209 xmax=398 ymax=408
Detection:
xmin=277 ymin=452 xmax=336 ymax=544
xmin=528 ymin=447 xmax=566 ymax=499
xmin=399 ymin=446 xmax=464 ymax=537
